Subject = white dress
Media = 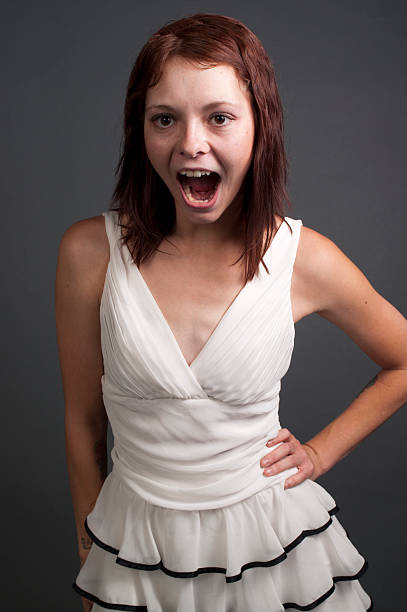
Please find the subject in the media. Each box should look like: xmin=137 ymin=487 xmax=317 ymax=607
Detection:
xmin=72 ymin=209 xmax=373 ymax=611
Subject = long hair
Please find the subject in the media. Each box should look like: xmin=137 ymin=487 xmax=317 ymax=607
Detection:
xmin=110 ymin=13 xmax=292 ymax=282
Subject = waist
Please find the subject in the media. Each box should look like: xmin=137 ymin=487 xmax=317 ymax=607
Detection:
xmin=105 ymin=395 xmax=297 ymax=510
xmin=112 ymin=446 xmax=298 ymax=510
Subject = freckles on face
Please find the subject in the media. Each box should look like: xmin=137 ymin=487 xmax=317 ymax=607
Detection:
xmin=143 ymin=57 xmax=255 ymax=215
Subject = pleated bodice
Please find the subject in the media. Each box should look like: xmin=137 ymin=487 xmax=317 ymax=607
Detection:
xmin=100 ymin=210 xmax=302 ymax=510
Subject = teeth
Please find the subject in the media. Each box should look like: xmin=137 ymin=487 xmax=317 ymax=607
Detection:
xmin=182 ymin=183 xmax=215 ymax=203
xmin=179 ymin=169 xmax=213 ymax=177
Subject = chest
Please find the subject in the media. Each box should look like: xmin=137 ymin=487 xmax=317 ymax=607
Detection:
xmin=138 ymin=252 xmax=248 ymax=367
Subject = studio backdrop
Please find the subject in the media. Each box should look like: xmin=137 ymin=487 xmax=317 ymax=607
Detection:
xmin=1 ymin=1 xmax=406 ymax=609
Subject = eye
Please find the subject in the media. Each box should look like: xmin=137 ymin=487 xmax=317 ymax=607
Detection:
xmin=150 ymin=112 xmax=233 ymax=129
xmin=210 ymin=113 xmax=232 ymax=126
xmin=151 ymin=114 xmax=174 ymax=129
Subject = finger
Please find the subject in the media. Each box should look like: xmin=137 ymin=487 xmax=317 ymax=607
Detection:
xmin=260 ymin=442 xmax=293 ymax=467
xmin=262 ymin=436 xmax=303 ymax=465
xmin=263 ymin=454 xmax=300 ymax=476
xmin=284 ymin=467 xmax=310 ymax=489
xmin=267 ymin=428 xmax=290 ymax=444
xmin=266 ymin=428 xmax=291 ymax=447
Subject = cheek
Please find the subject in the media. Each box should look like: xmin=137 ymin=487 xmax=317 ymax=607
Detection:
xmin=144 ymin=134 xmax=168 ymax=167
xmin=227 ymin=124 xmax=254 ymax=154
xmin=229 ymin=134 xmax=254 ymax=173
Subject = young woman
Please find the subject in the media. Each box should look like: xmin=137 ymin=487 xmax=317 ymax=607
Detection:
xmin=56 ymin=13 xmax=407 ymax=612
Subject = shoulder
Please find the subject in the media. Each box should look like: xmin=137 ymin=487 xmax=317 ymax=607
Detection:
xmin=58 ymin=214 xmax=108 ymax=259
xmin=293 ymin=223 xmax=376 ymax=319
xmin=295 ymin=224 xmax=345 ymax=283
xmin=56 ymin=214 xmax=109 ymax=304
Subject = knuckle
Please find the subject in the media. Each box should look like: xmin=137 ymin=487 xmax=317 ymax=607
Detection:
xmin=281 ymin=445 xmax=290 ymax=459
xmin=291 ymin=443 xmax=299 ymax=457
xmin=273 ymin=445 xmax=284 ymax=458
xmin=280 ymin=457 xmax=292 ymax=471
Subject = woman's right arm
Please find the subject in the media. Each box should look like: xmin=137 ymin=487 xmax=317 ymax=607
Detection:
xmin=55 ymin=216 xmax=110 ymax=601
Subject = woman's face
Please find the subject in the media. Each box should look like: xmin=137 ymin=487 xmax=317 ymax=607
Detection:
xmin=144 ymin=56 xmax=255 ymax=225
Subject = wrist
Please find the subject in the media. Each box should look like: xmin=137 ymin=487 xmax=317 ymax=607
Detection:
xmin=302 ymin=442 xmax=326 ymax=480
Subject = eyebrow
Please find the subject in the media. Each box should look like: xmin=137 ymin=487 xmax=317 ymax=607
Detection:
xmin=145 ymin=101 xmax=240 ymax=112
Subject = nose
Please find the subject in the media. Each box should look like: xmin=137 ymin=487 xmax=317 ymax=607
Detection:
xmin=177 ymin=120 xmax=210 ymax=158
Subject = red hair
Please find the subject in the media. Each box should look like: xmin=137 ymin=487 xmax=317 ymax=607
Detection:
xmin=110 ymin=13 xmax=293 ymax=282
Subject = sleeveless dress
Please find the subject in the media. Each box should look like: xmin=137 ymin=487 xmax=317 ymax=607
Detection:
xmin=72 ymin=209 xmax=373 ymax=611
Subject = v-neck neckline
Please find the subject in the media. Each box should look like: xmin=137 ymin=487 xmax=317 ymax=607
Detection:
xmin=135 ymin=265 xmax=247 ymax=370
xmin=132 ymin=220 xmax=288 ymax=372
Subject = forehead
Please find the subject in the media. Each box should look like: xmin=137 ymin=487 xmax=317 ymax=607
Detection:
xmin=145 ymin=57 xmax=250 ymax=106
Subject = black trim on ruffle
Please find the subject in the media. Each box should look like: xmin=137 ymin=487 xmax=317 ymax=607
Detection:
xmin=72 ymin=581 xmax=147 ymax=610
xmin=83 ymin=506 xmax=341 ymax=584
xmin=72 ymin=559 xmax=372 ymax=611
xmin=283 ymin=559 xmax=372 ymax=610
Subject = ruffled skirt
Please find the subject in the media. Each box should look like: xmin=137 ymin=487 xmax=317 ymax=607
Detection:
xmin=73 ymin=470 xmax=373 ymax=611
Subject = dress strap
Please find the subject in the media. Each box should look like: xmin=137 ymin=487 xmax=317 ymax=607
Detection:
xmin=102 ymin=210 xmax=120 ymax=259
xmin=263 ymin=217 xmax=303 ymax=278
xmin=285 ymin=218 xmax=303 ymax=270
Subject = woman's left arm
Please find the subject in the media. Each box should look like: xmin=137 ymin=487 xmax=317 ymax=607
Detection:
xmin=260 ymin=226 xmax=407 ymax=488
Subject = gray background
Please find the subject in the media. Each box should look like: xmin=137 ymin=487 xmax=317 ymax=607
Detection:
xmin=2 ymin=0 xmax=406 ymax=609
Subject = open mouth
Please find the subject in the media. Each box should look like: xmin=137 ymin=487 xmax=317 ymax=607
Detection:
xmin=177 ymin=171 xmax=221 ymax=205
